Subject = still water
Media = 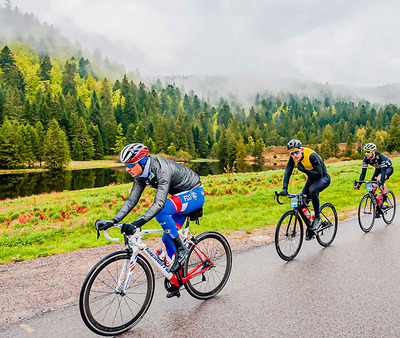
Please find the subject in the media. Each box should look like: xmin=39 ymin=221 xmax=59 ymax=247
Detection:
xmin=0 ymin=161 xmax=281 ymax=200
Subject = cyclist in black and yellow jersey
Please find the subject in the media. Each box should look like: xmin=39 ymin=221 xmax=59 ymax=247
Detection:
xmin=279 ymin=139 xmax=331 ymax=239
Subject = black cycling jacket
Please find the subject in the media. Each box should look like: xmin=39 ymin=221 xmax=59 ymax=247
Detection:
xmin=113 ymin=155 xmax=202 ymax=226
xmin=283 ymin=147 xmax=328 ymax=190
xmin=359 ymin=152 xmax=393 ymax=186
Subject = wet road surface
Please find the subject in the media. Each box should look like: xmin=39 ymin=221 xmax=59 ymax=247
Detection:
xmin=3 ymin=215 xmax=400 ymax=337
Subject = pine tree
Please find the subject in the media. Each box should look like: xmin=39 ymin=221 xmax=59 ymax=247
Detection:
xmin=2 ymin=86 xmax=24 ymax=120
xmin=18 ymin=124 xmax=36 ymax=167
xmin=61 ymin=61 xmax=77 ymax=97
xmin=121 ymin=91 xmax=137 ymax=130
xmin=88 ymin=123 xmax=104 ymax=160
xmin=133 ymin=121 xmax=146 ymax=143
xmin=100 ymin=78 xmax=117 ymax=154
xmin=43 ymin=119 xmax=71 ymax=168
xmin=344 ymin=133 xmax=354 ymax=157
xmin=217 ymin=131 xmax=228 ymax=164
xmin=0 ymin=117 xmax=22 ymax=168
xmin=253 ymin=138 xmax=265 ymax=161
xmin=38 ymin=55 xmax=52 ymax=81
xmin=235 ymin=138 xmax=247 ymax=162
xmin=387 ymin=113 xmax=400 ymax=152
xmin=319 ymin=138 xmax=332 ymax=159
xmin=111 ymin=123 xmax=126 ymax=154
xmin=0 ymin=45 xmax=25 ymax=93
xmin=71 ymin=137 xmax=83 ymax=161
xmin=76 ymin=117 xmax=94 ymax=160
xmin=34 ymin=121 xmax=45 ymax=166
xmin=89 ymin=90 xmax=101 ymax=126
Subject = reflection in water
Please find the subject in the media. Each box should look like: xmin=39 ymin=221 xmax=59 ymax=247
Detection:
xmin=184 ymin=161 xmax=278 ymax=176
xmin=0 ymin=167 xmax=131 ymax=200
xmin=0 ymin=161 xmax=283 ymax=200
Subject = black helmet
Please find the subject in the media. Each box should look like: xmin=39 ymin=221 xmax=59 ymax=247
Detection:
xmin=287 ymin=139 xmax=302 ymax=152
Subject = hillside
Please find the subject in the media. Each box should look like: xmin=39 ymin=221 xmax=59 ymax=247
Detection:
xmin=0 ymin=3 xmax=400 ymax=171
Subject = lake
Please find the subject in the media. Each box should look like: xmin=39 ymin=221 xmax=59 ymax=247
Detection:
xmin=0 ymin=161 xmax=284 ymax=200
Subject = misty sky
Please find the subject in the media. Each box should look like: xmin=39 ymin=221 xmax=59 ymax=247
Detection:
xmin=8 ymin=0 xmax=400 ymax=87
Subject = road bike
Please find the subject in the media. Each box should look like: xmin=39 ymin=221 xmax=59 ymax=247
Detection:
xmin=273 ymin=191 xmax=338 ymax=261
xmin=79 ymin=208 xmax=232 ymax=336
xmin=354 ymin=180 xmax=396 ymax=232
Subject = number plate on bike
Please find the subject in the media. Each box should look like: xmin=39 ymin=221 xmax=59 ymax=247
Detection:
xmin=291 ymin=197 xmax=298 ymax=207
xmin=366 ymin=183 xmax=373 ymax=191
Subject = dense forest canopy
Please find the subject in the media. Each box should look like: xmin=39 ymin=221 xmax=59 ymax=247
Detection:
xmin=1 ymin=2 xmax=400 ymax=169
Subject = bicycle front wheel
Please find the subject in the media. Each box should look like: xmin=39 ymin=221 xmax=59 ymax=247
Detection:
xmin=274 ymin=210 xmax=303 ymax=261
xmin=183 ymin=231 xmax=232 ymax=300
xmin=382 ymin=190 xmax=396 ymax=224
xmin=316 ymin=202 xmax=338 ymax=247
xmin=358 ymin=194 xmax=376 ymax=232
xmin=79 ymin=251 xmax=154 ymax=336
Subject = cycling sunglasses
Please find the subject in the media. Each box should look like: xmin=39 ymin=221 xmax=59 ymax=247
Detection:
xmin=364 ymin=150 xmax=373 ymax=154
xmin=125 ymin=161 xmax=137 ymax=168
xmin=290 ymin=150 xmax=301 ymax=156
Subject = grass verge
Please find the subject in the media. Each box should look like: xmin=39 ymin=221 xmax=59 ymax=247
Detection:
xmin=1 ymin=158 xmax=399 ymax=264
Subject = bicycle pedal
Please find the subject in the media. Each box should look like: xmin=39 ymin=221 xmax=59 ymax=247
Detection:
xmin=166 ymin=290 xmax=181 ymax=299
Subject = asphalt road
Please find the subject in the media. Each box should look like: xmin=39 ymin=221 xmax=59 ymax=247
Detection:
xmin=3 ymin=214 xmax=400 ymax=338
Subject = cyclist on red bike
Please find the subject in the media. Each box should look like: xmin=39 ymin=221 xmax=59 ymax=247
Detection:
xmin=279 ymin=139 xmax=331 ymax=239
xmin=353 ymin=143 xmax=394 ymax=205
xmin=96 ymin=143 xmax=204 ymax=275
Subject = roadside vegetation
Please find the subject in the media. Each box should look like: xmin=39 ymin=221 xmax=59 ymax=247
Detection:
xmin=1 ymin=158 xmax=399 ymax=264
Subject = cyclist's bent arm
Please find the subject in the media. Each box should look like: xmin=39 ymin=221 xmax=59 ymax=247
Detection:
xmin=282 ymin=157 xmax=295 ymax=190
xmin=359 ymin=160 xmax=368 ymax=182
xmin=133 ymin=179 xmax=171 ymax=227
xmin=113 ymin=179 xmax=146 ymax=223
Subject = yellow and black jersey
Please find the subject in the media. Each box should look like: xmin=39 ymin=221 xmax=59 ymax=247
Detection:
xmin=283 ymin=148 xmax=328 ymax=189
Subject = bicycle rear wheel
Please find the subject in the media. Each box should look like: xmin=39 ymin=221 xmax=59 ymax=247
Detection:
xmin=274 ymin=210 xmax=303 ymax=261
xmin=79 ymin=251 xmax=154 ymax=336
xmin=382 ymin=190 xmax=396 ymax=224
xmin=358 ymin=194 xmax=376 ymax=232
xmin=316 ymin=202 xmax=338 ymax=247
xmin=183 ymin=231 xmax=232 ymax=300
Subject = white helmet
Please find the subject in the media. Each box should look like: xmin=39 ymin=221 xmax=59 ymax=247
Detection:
xmin=120 ymin=143 xmax=149 ymax=165
xmin=363 ymin=143 xmax=376 ymax=152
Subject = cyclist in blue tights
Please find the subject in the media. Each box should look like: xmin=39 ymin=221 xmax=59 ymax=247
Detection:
xmin=96 ymin=143 xmax=204 ymax=278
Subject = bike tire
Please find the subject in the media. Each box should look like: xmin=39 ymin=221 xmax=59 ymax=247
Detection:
xmin=316 ymin=202 xmax=338 ymax=247
xmin=358 ymin=194 xmax=376 ymax=232
xmin=382 ymin=190 xmax=396 ymax=224
xmin=79 ymin=251 xmax=154 ymax=336
xmin=274 ymin=210 xmax=304 ymax=261
xmin=183 ymin=231 xmax=232 ymax=300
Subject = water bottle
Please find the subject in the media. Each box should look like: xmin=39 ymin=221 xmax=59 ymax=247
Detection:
xmin=377 ymin=193 xmax=383 ymax=206
xmin=156 ymin=249 xmax=172 ymax=266
xmin=302 ymin=207 xmax=311 ymax=220
xmin=310 ymin=209 xmax=315 ymax=221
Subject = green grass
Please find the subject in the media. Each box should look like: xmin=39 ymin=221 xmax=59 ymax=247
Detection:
xmin=1 ymin=158 xmax=399 ymax=264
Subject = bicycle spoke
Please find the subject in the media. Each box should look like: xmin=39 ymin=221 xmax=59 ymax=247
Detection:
xmin=80 ymin=253 xmax=154 ymax=335
xmin=183 ymin=232 xmax=232 ymax=299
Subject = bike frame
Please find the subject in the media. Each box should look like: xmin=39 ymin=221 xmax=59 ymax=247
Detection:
xmin=355 ymin=180 xmax=380 ymax=214
xmin=274 ymin=192 xmax=332 ymax=233
xmin=103 ymin=224 xmax=215 ymax=294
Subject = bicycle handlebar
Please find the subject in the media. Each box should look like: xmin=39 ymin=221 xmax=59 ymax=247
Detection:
xmin=353 ymin=179 xmax=379 ymax=185
xmin=104 ymin=226 xmax=121 ymax=243
xmin=274 ymin=191 xmax=283 ymax=205
xmin=274 ymin=191 xmax=308 ymax=205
